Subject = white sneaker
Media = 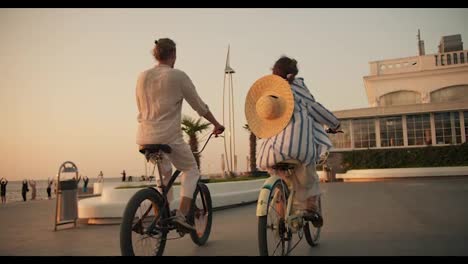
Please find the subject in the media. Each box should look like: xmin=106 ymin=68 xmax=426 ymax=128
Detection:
xmin=172 ymin=210 xmax=195 ymax=231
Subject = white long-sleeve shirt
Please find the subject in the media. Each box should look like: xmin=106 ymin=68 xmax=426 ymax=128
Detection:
xmin=136 ymin=65 xmax=209 ymax=145
xmin=257 ymin=77 xmax=340 ymax=169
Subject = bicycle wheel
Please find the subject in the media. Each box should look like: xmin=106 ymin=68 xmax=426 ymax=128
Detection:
xmin=258 ymin=180 xmax=292 ymax=256
xmin=120 ymin=188 xmax=168 ymax=256
xmin=189 ymin=183 xmax=213 ymax=245
xmin=304 ymin=195 xmax=322 ymax=247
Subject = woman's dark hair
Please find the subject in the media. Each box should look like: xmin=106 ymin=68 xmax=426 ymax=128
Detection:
xmin=153 ymin=38 xmax=176 ymax=61
xmin=272 ymin=56 xmax=298 ymax=83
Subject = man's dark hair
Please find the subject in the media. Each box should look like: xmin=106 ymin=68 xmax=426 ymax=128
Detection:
xmin=153 ymin=38 xmax=176 ymax=61
xmin=272 ymin=56 xmax=298 ymax=83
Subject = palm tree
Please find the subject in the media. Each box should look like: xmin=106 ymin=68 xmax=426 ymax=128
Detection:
xmin=243 ymin=124 xmax=258 ymax=173
xmin=182 ymin=115 xmax=211 ymax=170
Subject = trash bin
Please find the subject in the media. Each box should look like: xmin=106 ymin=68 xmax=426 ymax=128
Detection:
xmin=58 ymin=180 xmax=78 ymax=222
xmin=54 ymin=161 xmax=79 ymax=231
xmin=323 ymin=165 xmax=336 ymax=182
xmin=327 ymin=170 xmax=336 ymax=182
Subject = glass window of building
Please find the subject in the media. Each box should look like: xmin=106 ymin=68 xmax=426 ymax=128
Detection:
xmin=454 ymin=112 xmax=461 ymax=144
xmin=465 ymin=111 xmax=468 ymax=143
xmin=435 ymin=112 xmax=462 ymax=144
xmin=329 ymin=119 xmax=351 ymax=149
xmin=379 ymin=91 xmax=421 ymax=106
xmin=430 ymin=85 xmax=468 ymax=103
xmin=352 ymin=118 xmax=376 ymax=148
xmin=380 ymin=116 xmax=404 ymax=147
xmin=406 ymin=114 xmax=431 ymax=146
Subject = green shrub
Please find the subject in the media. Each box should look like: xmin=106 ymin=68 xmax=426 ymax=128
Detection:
xmin=341 ymin=143 xmax=468 ymax=170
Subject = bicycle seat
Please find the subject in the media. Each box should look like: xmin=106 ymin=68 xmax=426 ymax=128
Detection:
xmin=139 ymin=144 xmax=172 ymax=162
xmin=272 ymin=159 xmax=301 ymax=171
xmin=139 ymin=144 xmax=172 ymax=155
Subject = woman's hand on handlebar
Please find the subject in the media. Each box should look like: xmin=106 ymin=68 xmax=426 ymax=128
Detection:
xmin=213 ymin=124 xmax=225 ymax=137
xmin=325 ymin=127 xmax=344 ymax=134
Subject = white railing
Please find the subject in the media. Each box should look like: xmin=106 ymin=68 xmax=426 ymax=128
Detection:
xmin=370 ymin=50 xmax=468 ymax=76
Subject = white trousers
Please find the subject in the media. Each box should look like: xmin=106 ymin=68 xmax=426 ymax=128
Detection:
xmin=269 ymin=162 xmax=321 ymax=211
xmin=150 ymin=137 xmax=200 ymax=200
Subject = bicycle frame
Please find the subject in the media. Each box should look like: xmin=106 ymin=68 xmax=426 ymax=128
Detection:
xmin=138 ymin=155 xmax=208 ymax=237
xmin=145 ymin=133 xmax=216 ymax=214
xmin=256 ymin=172 xmax=302 ymax=231
xmin=257 ymin=130 xmax=339 ymax=256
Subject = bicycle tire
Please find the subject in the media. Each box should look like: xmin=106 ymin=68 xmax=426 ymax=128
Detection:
xmin=303 ymin=195 xmax=322 ymax=247
xmin=120 ymin=188 xmax=168 ymax=256
xmin=258 ymin=180 xmax=292 ymax=256
xmin=189 ymin=183 xmax=213 ymax=245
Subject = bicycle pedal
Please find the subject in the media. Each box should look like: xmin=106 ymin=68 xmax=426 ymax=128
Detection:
xmin=175 ymin=225 xmax=193 ymax=235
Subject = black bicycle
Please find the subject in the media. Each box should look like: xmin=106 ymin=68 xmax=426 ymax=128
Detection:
xmin=120 ymin=133 xmax=220 ymax=256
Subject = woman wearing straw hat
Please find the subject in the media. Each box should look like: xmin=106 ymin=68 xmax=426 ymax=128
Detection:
xmin=135 ymin=37 xmax=224 ymax=231
xmin=245 ymin=56 xmax=340 ymax=227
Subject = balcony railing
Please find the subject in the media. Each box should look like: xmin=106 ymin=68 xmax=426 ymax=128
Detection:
xmin=369 ymin=50 xmax=468 ymax=76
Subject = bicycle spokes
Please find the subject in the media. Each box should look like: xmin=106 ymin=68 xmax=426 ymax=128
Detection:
xmin=193 ymin=192 xmax=208 ymax=236
xmin=265 ymin=184 xmax=291 ymax=256
xmin=131 ymin=199 xmax=164 ymax=256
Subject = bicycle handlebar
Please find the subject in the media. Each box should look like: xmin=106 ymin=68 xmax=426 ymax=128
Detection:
xmin=325 ymin=128 xmax=344 ymax=134
xmin=193 ymin=129 xmax=224 ymax=155
xmin=194 ymin=126 xmax=339 ymax=156
xmin=213 ymin=126 xmax=225 ymax=136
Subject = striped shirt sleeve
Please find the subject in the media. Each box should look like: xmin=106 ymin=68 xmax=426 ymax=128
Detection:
xmin=292 ymin=79 xmax=340 ymax=129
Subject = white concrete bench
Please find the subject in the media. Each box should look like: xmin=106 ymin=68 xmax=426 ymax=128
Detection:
xmin=78 ymin=179 xmax=265 ymax=224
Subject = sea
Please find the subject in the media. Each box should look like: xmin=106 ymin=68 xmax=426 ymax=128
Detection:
xmin=0 ymin=177 xmax=124 ymax=204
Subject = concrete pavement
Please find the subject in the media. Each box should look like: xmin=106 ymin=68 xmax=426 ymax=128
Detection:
xmin=1 ymin=177 xmax=468 ymax=256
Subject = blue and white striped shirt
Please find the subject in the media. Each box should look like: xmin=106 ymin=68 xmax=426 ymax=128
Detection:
xmin=257 ymin=77 xmax=340 ymax=169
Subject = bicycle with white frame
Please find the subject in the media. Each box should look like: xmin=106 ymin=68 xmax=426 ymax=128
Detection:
xmin=257 ymin=128 xmax=343 ymax=256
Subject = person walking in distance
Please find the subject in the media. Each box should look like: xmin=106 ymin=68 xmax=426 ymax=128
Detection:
xmin=0 ymin=178 xmax=8 ymax=204
xmin=121 ymin=170 xmax=126 ymax=182
xmin=46 ymin=178 xmax=53 ymax=199
xmin=83 ymin=176 xmax=89 ymax=193
xmin=97 ymin=171 xmax=104 ymax=183
xmin=28 ymin=179 xmax=37 ymax=200
xmin=21 ymin=180 xmax=29 ymax=202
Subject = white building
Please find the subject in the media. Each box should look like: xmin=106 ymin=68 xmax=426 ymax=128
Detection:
xmin=329 ymin=33 xmax=468 ymax=151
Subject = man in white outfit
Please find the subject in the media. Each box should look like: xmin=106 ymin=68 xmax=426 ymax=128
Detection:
xmin=136 ymin=38 xmax=224 ymax=230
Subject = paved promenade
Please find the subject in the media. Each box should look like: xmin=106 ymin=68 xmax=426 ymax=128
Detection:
xmin=1 ymin=177 xmax=468 ymax=256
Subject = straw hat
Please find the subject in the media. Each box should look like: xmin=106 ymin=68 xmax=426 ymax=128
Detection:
xmin=245 ymin=74 xmax=294 ymax=139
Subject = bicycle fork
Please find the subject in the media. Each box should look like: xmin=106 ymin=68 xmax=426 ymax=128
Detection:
xmin=256 ymin=174 xmax=304 ymax=233
xmin=285 ymin=187 xmax=304 ymax=233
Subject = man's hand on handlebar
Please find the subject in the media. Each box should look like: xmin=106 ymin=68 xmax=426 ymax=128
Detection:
xmin=213 ymin=124 xmax=225 ymax=137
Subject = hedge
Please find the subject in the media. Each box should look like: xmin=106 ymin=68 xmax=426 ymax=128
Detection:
xmin=341 ymin=143 xmax=468 ymax=170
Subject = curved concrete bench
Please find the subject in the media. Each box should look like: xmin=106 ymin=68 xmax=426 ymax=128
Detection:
xmin=78 ymin=179 xmax=265 ymax=224
xmin=93 ymin=183 xmax=103 ymax=195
